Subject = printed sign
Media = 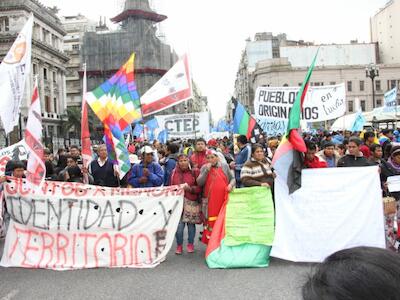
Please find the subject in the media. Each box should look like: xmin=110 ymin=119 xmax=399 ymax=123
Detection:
xmin=155 ymin=112 xmax=210 ymax=139
xmin=0 ymin=179 xmax=184 ymax=270
xmin=0 ymin=140 xmax=28 ymax=175
xmin=254 ymin=84 xmax=346 ymax=136
xmin=383 ymin=87 xmax=398 ymax=113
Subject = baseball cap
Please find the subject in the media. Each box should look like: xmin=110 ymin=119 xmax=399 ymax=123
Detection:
xmin=141 ymin=145 xmax=154 ymax=155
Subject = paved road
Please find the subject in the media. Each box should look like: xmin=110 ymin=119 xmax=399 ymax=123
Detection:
xmin=0 ymin=234 xmax=314 ymax=300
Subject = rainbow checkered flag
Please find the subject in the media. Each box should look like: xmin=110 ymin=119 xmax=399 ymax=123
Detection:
xmin=87 ymin=53 xmax=142 ymax=179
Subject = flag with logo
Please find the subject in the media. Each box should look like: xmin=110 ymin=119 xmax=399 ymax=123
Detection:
xmin=25 ymin=77 xmax=45 ymax=189
xmin=86 ymin=53 xmax=142 ymax=179
xmin=141 ymin=54 xmax=192 ymax=116
xmin=0 ymin=14 xmax=33 ymax=134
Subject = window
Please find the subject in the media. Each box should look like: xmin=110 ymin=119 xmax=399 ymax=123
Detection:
xmin=375 ymin=80 xmax=381 ymax=91
xmin=45 ymin=95 xmax=51 ymax=112
xmin=388 ymin=80 xmax=397 ymax=90
xmin=376 ymin=99 xmax=382 ymax=107
xmin=53 ymin=71 xmax=56 ymax=83
xmin=360 ymin=100 xmax=366 ymax=112
xmin=348 ymin=100 xmax=354 ymax=112
xmin=359 ymin=80 xmax=365 ymax=92
xmin=53 ymin=98 xmax=57 ymax=114
xmin=33 ymin=64 xmax=37 ymax=75
xmin=72 ymin=44 xmax=80 ymax=50
xmin=43 ymin=68 xmax=47 ymax=80
xmin=330 ymin=81 xmax=336 ymax=85
xmin=298 ymin=83 xmax=302 ymax=86
xmin=0 ymin=17 xmax=9 ymax=32
xmin=347 ymin=81 xmax=352 ymax=92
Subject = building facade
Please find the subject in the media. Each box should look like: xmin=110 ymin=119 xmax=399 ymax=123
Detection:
xmin=371 ymin=0 xmax=400 ymax=64
xmin=234 ymin=32 xmax=313 ymax=114
xmin=0 ymin=0 xmax=69 ymax=148
xmin=61 ymin=14 xmax=96 ymax=107
xmin=253 ymin=56 xmax=400 ymax=114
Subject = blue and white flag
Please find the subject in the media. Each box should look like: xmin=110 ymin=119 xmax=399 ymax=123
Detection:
xmin=157 ymin=129 xmax=169 ymax=144
xmin=351 ymin=109 xmax=366 ymax=132
xmin=133 ymin=123 xmax=144 ymax=137
xmin=383 ymin=87 xmax=398 ymax=112
xmin=145 ymin=118 xmax=159 ymax=130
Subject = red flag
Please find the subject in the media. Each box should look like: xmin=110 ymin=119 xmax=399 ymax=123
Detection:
xmin=81 ymin=64 xmax=92 ymax=183
xmin=25 ymin=77 xmax=45 ymax=188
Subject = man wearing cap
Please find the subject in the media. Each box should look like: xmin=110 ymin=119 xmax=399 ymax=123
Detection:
xmin=128 ymin=145 xmax=164 ymax=188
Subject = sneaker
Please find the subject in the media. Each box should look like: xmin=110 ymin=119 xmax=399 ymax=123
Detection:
xmin=187 ymin=243 xmax=195 ymax=253
xmin=175 ymin=245 xmax=183 ymax=255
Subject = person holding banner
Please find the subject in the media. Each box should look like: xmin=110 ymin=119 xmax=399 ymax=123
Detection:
xmin=170 ymin=154 xmax=201 ymax=254
xmin=128 ymin=146 xmax=164 ymax=188
xmin=197 ymin=149 xmax=235 ymax=244
xmin=380 ymin=146 xmax=400 ymax=251
xmin=240 ymin=144 xmax=275 ymax=187
xmin=87 ymin=145 xmax=119 ymax=187
xmin=337 ymin=137 xmax=372 ymax=167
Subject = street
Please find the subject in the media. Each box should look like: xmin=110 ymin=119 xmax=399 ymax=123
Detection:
xmin=0 ymin=232 xmax=314 ymax=300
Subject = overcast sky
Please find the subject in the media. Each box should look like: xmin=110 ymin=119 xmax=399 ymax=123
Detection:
xmin=41 ymin=0 xmax=389 ymax=120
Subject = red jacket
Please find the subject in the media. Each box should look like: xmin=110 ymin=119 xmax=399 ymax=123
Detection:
xmin=304 ymin=156 xmax=328 ymax=169
xmin=170 ymin=167 xmax=201 ymax=201
xmin=190 ymin=151 xmax=207 ymax=169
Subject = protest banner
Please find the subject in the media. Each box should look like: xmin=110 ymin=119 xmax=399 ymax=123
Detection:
xmin=0 ymin=140 xmax=28 ymax=175
xmin=254 ymin=83 xmax=346 ymax=136
xmin=0 ymin=179 xmax=184 ymax=270
xmin=383 ymin=87 xmax=398 ymax=113
xmin=155 ymin=112 xmax=210 ymax=139
xmin=271 ymin=166 xmax=385 ymax=263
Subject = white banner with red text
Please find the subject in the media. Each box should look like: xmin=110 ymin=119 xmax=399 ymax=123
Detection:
xmin=0 ymin=179 xmax=183 ymax=270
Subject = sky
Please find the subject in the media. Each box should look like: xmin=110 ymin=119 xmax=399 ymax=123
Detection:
xmin=41 ymin=0 xmax=389 ymax=121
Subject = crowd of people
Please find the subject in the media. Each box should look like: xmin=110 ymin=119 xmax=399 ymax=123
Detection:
xmin=1 ymin=127 xmax=400 ymax=254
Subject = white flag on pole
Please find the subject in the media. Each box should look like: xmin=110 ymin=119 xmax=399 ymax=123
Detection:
xmin=0 ymin=14 xmax=33 ymax=134
xmin=141 ymin=54 xmax=192 ymax=116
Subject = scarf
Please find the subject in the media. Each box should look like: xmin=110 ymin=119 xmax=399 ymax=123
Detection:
xmin=388 ymin=157 xmax=400 ymax=172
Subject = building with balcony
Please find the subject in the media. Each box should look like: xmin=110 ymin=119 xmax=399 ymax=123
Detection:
xmin=0 ymin=0 xmax=69 ymax=148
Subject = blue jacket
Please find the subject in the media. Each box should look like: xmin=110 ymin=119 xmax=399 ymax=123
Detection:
xmin=163 ymin=154 xmax=177 ymax=186
xmin=128 ymin=161 xmax=164 ymax=188
xmin=235 ymin=144 xmax=251 ymax=183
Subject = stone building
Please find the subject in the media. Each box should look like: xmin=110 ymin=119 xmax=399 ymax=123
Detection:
xmin=0 ymin=0 xmax=69 ymax=148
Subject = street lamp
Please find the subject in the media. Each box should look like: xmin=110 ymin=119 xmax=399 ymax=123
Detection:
xmin=366 ymin=64 xmax=379 ymax=109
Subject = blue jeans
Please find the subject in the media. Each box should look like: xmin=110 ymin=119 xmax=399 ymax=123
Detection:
xmin=176 ymin=222 xmax=196 ymax=245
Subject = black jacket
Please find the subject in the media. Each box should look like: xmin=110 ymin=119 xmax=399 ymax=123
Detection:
xmin=337 ymin=155 xmax=373 ymax=167
xmin=380 ymin=160 xmax=400 ymax=199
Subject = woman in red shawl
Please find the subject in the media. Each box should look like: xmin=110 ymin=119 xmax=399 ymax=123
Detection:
xmin=197 ymin=149 xmax=235 ymax=244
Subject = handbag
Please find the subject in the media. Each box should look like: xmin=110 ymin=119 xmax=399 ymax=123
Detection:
xmin=182 ymin=198 xmax=202 ymax=224
xmin=383 ymin=196 xmax=397 ymax=215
